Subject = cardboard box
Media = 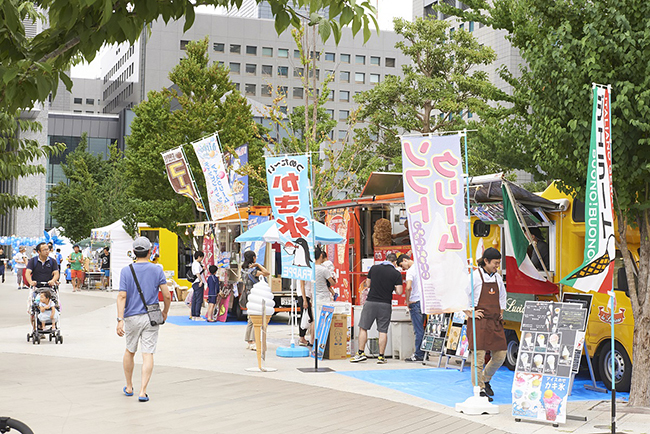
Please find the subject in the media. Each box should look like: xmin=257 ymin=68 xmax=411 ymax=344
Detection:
xmin=325 ymin=314 xmax=348 ymax=359
xmin=270 ymin=276 xmax=283 ymax=293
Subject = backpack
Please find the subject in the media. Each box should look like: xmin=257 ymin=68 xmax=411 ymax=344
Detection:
xmin=186 ymin=264 xmax=197 ymax=283
xmin=238 ymin=268 xmax=259 ymax=310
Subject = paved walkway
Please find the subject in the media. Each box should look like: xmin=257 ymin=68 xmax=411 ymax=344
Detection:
xmin=0 ymin=276 xmax=646 ymax=433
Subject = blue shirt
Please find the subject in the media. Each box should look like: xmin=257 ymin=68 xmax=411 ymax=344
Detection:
xmin=120 ymin=262 xmax=166 ymax=318
xmin=207 ymin=274 xmax=219 ymax=296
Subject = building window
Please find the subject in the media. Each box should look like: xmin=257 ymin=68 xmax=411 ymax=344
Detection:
xmin=278 ymin=66 xmax=289 ymax=77
xmin=325 ymin=109 xmax=334 ymax=118
xmin=86 ymin=111 xmax=94 ymax=114
xmin=262 ymin=47 xmax=273 ymax=57
xmin=73 ymin=110 xmax=82 ymax=113
xmin=230 ymin=62 xmax=240 ymax=74
xmin=180 ymin=40 xmax=190 ymax=50
xmin=86 ymin=98 xmax=94 ymax=105
xmin=355 ymin=72 xmax=365 ymax=83
xmin=325 ymin=69 xmax=335 ymax=81
xmin=278 ymin=48 xmax=289 ymax=58
xmin=339 ymin=110 xmax=349 ymax=121
xmin=460 ymin=23 xmax=464 ymax=30
xmin=338 ymin=130 xmax=347 ymax=141
xmin=340 ymin=90 xmax=350 ymax=102
xmin=234 ymin=83 xmax=240 ymax=91
xmin=213 ymin=43 xmax=225 ymax=52
xmin=294 ymin=67 xmax=304 ymax=77
xmin=324 ymin=52 xmax=335 ymax=62
xmin=261 ymin=84 xmax=272 ymax=97
xmin=230 ymin=44 xmax=241 ymax=54
xmin=246 ymin=45 xmax=257 ymax=55
xmin=469 ymin=21 xmax=475 ymax=32
xmin=293 ymin=49 xmax=301 ymax=59
xmin=355 ymin=55 xmax=365 ymax=65
xmin=246 ymin=63 xmax=257 ymax=75
xmin=370 ymin=73 xmax=380 ymax=85
xmin=340 ymin=71 xmax=350 ymax=83
xmin=386 ymin=57 xmax=396 ymax=67
xmin=340 ymin=53 xmax=350 ymax=63
xmin=328 ymin=90 xmax=334 ymax=101
xmin=279 ymin=106 xmax=288 ymax=114
xmin=293 ymin=87 xmax=303 ymax=99
xmin=245 ymin=83 xmax=256 ymax=96
xmin=308 ymin=69 xmax=320 ymax=80
xmin=468 ymin=111 xmax=473 ymax=119
xmin=278 ymin=86 xmax=288 ymax=97
xmin=73 ymin=98 xmax=82 ymax=104
xmin=217 ymin=61 xmax=225 ymax=67
xmin=262 ymin=65 xmax=272 ymax=77
xmin=370 ymin=56 xmax=380 ymax=66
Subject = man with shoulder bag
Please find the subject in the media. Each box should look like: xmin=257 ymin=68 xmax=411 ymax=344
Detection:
xmin=116 ymin=237 xmax=171 ymax=402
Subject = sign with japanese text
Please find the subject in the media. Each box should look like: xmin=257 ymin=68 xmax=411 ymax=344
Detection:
xmin=227 ymin=144 xmax=249 ymax=204
xmin=266 ymin=155 xmax=315 ymax=282
xmin=400 ymin=135 xmax=469 ymax=314
xmin=192 ymin=134 xmax=238 ymax=221
xmin=325 ymin=208 xmax=351 ymax=303
xmin=161 ymin=147 xmax=205 ymax=214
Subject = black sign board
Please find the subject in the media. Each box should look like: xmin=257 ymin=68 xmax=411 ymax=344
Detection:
xmin=561 ymin=292 xmax=593 ymax=331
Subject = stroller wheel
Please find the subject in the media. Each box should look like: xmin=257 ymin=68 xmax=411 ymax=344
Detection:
xmin=57 ymin=336 xmax=63 ymax=344
xmin=32 ymin=335 xmax=38 ymax=345
xmin=27 ymin=333 xmax=31 ymax=342
xmin=49 ymin=334 xmax=53 ymax=341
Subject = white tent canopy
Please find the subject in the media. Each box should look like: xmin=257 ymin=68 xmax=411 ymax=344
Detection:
xmin=91 ymin=220 xmax=134 ymax=290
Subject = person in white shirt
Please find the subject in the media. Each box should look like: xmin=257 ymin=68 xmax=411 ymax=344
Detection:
xmin=13 ymin=246 xmax=28 ymax=290
xmin=397 ymin=254 xmax=425 ymax=362
xmin=463 ymin=247 xmax=507 ymax=402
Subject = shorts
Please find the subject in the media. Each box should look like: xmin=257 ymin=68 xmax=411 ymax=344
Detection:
xmin=125 ymin=313 xmax=159 ymax=354
xmin=101 ymin=269 xmax=110 ymax=277
xmin=38 ymin=311 xmax=59 ymax=324
xmin=358 ymin=301 xmax=392 ymax=333
xmin=71 ymin=269 xmax=84 ymax=280
xmin=207 ymin=290 xmax=217 ymax=304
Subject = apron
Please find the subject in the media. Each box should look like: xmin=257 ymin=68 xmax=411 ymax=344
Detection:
xmin=466 ymin=269 xmax=507 ymax=351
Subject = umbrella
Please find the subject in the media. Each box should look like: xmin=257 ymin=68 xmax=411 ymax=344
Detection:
xmin=235 ymin=220 xmax=344 ymax=245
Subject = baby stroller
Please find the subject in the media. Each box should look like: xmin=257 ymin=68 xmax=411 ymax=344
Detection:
xmin=27 ymin=283 xmax=63 ymax=345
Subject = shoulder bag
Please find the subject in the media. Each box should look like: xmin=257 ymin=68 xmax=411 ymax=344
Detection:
xmin=129 ymin=264 xmax=165 ymax=326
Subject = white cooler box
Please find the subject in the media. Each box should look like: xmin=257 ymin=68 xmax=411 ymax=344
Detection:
xmin=352 ymin=305 xmax=413 ymax=357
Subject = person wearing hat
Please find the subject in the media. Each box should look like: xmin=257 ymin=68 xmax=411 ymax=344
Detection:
xmin=528 ymin=227 xmax=549 ymax=271
xmin=116 ymin=237 xmax=171 ymax=402
xmin=464 ymin=247 xmax=508 ymax=402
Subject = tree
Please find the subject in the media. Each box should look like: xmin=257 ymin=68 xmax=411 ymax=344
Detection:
xmin=125 ymin=38 xmax=262 ymax=234
xmin=1 ymin=0 xmax=377 ymax=216
xmin=264 ymin=25 xmax=369 ymax=207
xmin=48 ymin=133 xmax=129 ymax=241
xmin=353 ymin=17 xmax=509 ymax=180
xmin=439 ymin=0 xmax=650 ymax=406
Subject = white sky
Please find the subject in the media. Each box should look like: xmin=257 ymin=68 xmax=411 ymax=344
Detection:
xmin=71 ymin=0 xmax=412 ymax=79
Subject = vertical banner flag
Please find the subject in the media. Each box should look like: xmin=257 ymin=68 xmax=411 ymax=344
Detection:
xmin=193 ymin=134 xmax=238 ymax=221
xmin=325 ymin=208 xmax=351 ymax=303
xmin=502 ymin=184 xmax=558 ymax=294
xmin=560 ymin=86 xmax=615 ymax=293
xmin=266 ymin=155 xmax=315 ymax=282
xmin=401 ymin=135 xmax=469 ymax=314
xmin=243 ymin=214 xmax=269 ymax=263
xmin=161 ymin=147 xmax=206 ymax=213
xmin=228 ymin=144 xmax=249 ymax=204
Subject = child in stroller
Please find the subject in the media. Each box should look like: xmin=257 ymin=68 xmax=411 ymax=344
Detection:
xmin=28 ymin=284 xmax=63 ymax=344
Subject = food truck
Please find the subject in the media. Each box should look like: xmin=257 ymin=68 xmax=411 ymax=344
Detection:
xmin=321 ymin=172 xmax=639 ymax=390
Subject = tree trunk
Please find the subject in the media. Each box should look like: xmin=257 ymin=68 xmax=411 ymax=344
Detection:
xmin=629 ymin=311 xmax=650 ymax=406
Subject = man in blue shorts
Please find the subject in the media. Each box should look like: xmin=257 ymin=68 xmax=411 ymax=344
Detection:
xmin=351 ymin=253 xmax=403 ymax=364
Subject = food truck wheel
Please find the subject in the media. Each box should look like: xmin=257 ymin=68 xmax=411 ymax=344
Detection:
xmin=598 ymin=341 xmax=631 ymax=392
xmin=504 ymin=330 xmax=519 ymax=371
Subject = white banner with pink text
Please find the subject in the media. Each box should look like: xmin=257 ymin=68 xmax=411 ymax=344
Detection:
xmin=401 ymin=134 xmax=469 ymax=314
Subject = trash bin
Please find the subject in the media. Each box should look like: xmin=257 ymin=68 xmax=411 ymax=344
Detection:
xmin=391 ymin=320 xmax=415 ymax=359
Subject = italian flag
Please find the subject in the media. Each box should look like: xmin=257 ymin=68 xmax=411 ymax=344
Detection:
xmin=502 ymin=184 xmax=558 ymax=295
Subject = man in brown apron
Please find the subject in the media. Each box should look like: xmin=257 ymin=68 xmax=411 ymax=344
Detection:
xmin=465 ymin=247 xmax=507 ymax=402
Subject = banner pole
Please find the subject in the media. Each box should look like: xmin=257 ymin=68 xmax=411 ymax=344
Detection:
xmin=608 ymin=84 xmax=615 ymax=434
xmin=462 ymin=129 xmax=479 ymax=391
xmin=180 ymin=145 xmax=211 ymax=221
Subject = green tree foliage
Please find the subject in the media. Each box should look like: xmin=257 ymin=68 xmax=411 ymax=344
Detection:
xmin=0 ymin=0 xmax=376 ymax=216
xmin=440 ymin=0 xmax=650 ymax=406
xmin=353 ymin=17 xmax=508 ymax=180
xmin=125 ymin=38 xmax=262 ymax=234
xmin=48 ymin=133 xmax=129 ymax=242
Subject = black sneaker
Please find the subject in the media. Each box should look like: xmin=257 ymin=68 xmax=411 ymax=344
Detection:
xmin=484 ymin=381 xmax=494 ymax=397
xmin=404 ymin=354 xmax=423 ymax=362
xmin=480 ymin=390 xmax=494 ymax=402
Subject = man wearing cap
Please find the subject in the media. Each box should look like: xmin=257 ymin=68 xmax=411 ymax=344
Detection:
xmin=116 ymin=237 xmax=171 ymax=402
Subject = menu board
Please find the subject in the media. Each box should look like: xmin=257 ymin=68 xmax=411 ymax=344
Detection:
xmin=421 ymin=314 xmax=449 ymax=353
xmin=512 ymin=301 xmax=588 ymax=425
xmin=444 ymin=311 xmax=469 ymax=358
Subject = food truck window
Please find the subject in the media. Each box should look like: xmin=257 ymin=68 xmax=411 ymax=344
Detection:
xmin=140 ymin=230 xmax=159 ymax=245
xmin=572 ymin=199 xmax=585 ymax=223
xmin=177 ymin=237 xmax=192 ymax=279
xmin=613 ymin=250 xmax=637 ymax=296
xmin=473 ymin=220 xmax=490 ymax=237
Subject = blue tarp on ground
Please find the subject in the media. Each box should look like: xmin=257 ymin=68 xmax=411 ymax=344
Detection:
xmin=165 ymin=316 xmax=284 ymax=326
xmin=337 ymin=366 xmax=628 ymax=407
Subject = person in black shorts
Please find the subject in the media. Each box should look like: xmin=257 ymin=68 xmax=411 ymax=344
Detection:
xmin=351 ymin=253 xmax=403 ymax=364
